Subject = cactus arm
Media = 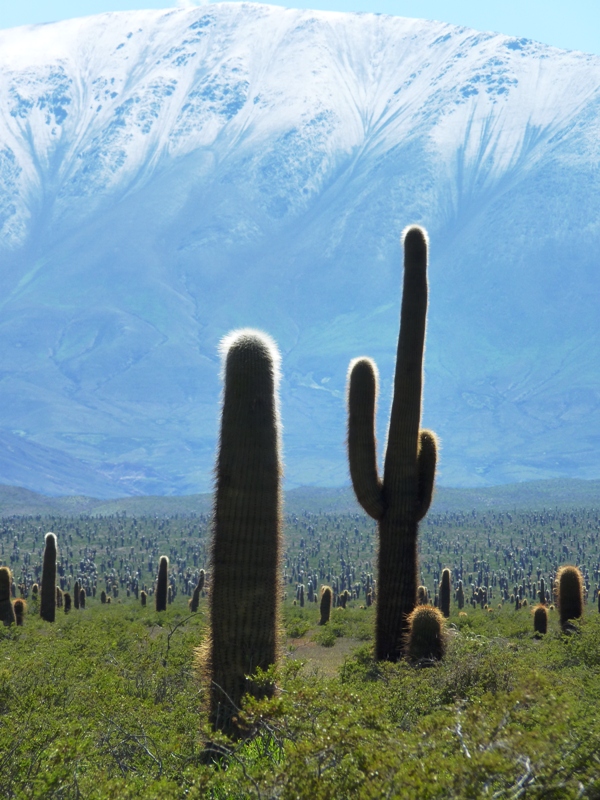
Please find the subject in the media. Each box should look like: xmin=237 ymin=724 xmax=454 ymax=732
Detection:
xmin=415 ymin=429 xmax=437 ymax=521
xmin=347 ymin=357 xmax=384 ymax=520
xmin=383 ymin=226 xmax=429 ymax=498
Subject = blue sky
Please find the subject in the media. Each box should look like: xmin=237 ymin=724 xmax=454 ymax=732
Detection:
xmin=0 ymin=1 xmax=599 ymax=55
xmin=0 ymin=0 xmax=600 ymax=54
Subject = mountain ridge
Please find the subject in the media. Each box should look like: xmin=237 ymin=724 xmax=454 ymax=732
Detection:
xmin=1 ymin=4 xmax=599 ymax=495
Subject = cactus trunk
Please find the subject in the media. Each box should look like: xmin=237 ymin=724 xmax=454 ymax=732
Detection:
xmin=205 ymin=329 xmax=283 ymax=736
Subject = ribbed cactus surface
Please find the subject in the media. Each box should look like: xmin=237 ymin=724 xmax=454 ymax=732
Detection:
xmin=206 ymin=329 xmax=283 ymax=735
xmin=40 ymin=533 xmax=57 ymax=623
xmin=556 ymin=565 xmax=583 ymax=630
xmin=347 ymin=227 xmax=437 ymax=661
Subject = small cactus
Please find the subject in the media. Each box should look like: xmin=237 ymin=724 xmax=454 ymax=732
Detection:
xmin=13 ymin=598 xmax=26 ymax=626
xmin=319 ymin=586 xmax=333 ymax=625
xmin=404 ymin=605 xmax=446 ymax=663
xmin=533 ymin=604 xmax=548 ymax=635
xmin=456 ymin=580 xmax=465 ymax=610
xmin=73 ymin=580 xmax=80 ymax=610
xmin=417 ymin=585 xmax=429 ymax=605
xmin=556 ymin=565 xmax=584 ymax=631
xmin=155 ymin=557 xmax=169 ymax=612
xmin=0 ymin=567 xmax=16 ymax=626
xmin=140 ymin=590 xmax=147 ymax=607
xmin=79 ymin=588 xmax=86 ymax=609
xmin=64 ymin=592 xmax=72 ymax=613
xmin=100 ymin=590 xmax=107 ymax=604
xmin=439 ymin=568 xmax=451 ymax=618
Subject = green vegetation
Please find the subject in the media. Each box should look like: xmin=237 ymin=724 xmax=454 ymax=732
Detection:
xmin=2 ymin=501 xmax=600 ymax=795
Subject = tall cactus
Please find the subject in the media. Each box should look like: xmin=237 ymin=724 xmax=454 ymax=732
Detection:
xmin=203 ymin=329 xmax=283 ymax=736
xmin=155 ymin=556 xmax=169 ymax=612
xmin=347 ymin=226 xmax=437 ymax=661
xmin=40 ymin=533 xmax=57 ymax=623
xmin=556 ymin=565 xmax=583 ymax=631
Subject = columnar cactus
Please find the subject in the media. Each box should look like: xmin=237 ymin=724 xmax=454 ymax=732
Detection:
xmin=347 ymin=226 xmax=437 ymax=661
xmin=319 ymin=585 xmax=333 ymax=625
xmin=73 ymin=580 xmax=80 ymax=610
xmin=533 ymin=604 xmax=548 ymax=635
xmin=79 ymin=588 xmax=86 ymax=609
xmin=539 ymin=577 xmax=546 ymax=606
xmin=140 ymin=590 xmax=147 ymax=607
xmin=0 ymin=567 xmax=16 ymax=626
xmin=155 ymin=556 xmax=169 ymax=612
xmin=456 ymin=579 xmax=465 ymax=609
xmin=13 ymin=598 xmax=26 ymax=626
xmin=556 ymin=565 xmax=584 ymax=631
xmin=202 ymin=329 xmax=283 ymax=736
xmin=40 ymin=533 xmax=57 ymax=623
xmin=404 ymin=605 xmax=446 ymax=662
xmin=440 ymin=568 xmax=451 ymax=618
xmin=64 ymin=592 xmax=72 ymax=613
xmin=417 ymin=585 xmax=429 ymax=605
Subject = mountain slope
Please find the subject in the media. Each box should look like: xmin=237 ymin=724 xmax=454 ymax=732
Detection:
xmin=0 ymin=3 xmax=599 ymax=495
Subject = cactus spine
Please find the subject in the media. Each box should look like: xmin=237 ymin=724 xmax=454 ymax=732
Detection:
xmin=404 ymin=605 xmax=446 ymax=662
xmin=155 ymin=556 xmax=169 ymax=612
xmin=40 ymin=533 xmax=57 ymax=623
xmin=204 ymin=329 xmax=283 ymax=736
xmin=439 ymin=568 xmax=451 ymax=618
xmin=556 ymin=565 xmax=584 ymax=630
xmin=0 ymin=567 xmax=16 ymax=626
xmin=319 ymin=586 xmax=333 ymax=625
xmin=347 ymin=227 xmax=437 ymax=661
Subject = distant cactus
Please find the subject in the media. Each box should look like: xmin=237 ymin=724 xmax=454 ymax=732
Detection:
xmin=347 ymin=227 xmax=437 ymax=661
xmin=63 ymin=592 xmax=72 ymax=613
xmin=155 ymin=556 xmax=169 ymax=612
xmin=200 ymin=329 xmax=283 ymax=736
xmin=0 ymin=567 xmax=16 ymax=626
xmin=100 ymin=590 xmax=107 ymax=604
xmin=533 ymin=604 xmax=548 ymax=635
xmin=79 ymin=588 xmax=86 ymax=609
xmin=140 ymin=590 xmax=147 ymax=607
xmin=417 ymin=585 xmax=429 ymax=605
xmin=456 ymin=580 xmax=465 ymax=610
xmin=439 ymin=568 xmax=451 ymax=618
xmin=556 ymin=565 xmax=584 ymax=630
xmin=404 ymin=605 xmax=446 ymax=662
xmin=40 ymin=533 xmax=57 ymax=623
xmin=13 ymin=598 xmax=26 ymax=626
xmin=189 ymin=570 xmax=205 ymax=612
xmin=539 ymin=577 xmax=546 ymax=606
xmin=56 ymin=587 xmax=63 ymax=608
xmin=73 ymin=580 xmax=80 ymax=610
xmin=319 ymin=586 xmax=333 ymax=625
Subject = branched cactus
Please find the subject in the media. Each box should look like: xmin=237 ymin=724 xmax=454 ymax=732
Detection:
xmin=440 ymin=568 xmax=451 ymax=618
xmin=0 ymin=567 xmax=16 ymax=626
xmin=347 ymin=226 xmax=437 ymax=661
xmin=319 ymin=586 xmax=333 ymax=625
xmin=200 ymin=329 xmax=283 ymax=736
xmin=556 ymin=565 xmax=584 ymax=631
xmin=404 ymin=605 xmax=446 ymax=662
xmin=155 ymin=556 xmax=169 ymax=612
xmin=533 ymin=604 xmax=548 ymax=635
xmin=189 ymin=570 xmax=205 ymax=613
xmin=40 ymin=533 xmax=57 ymax=623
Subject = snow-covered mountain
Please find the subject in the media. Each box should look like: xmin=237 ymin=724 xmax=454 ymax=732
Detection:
xmin=1 ymin=3 xmax=600 ymax=497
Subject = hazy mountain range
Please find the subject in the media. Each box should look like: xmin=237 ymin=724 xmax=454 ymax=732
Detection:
xmin=0 ymin=3 xmax=599 ymax=497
